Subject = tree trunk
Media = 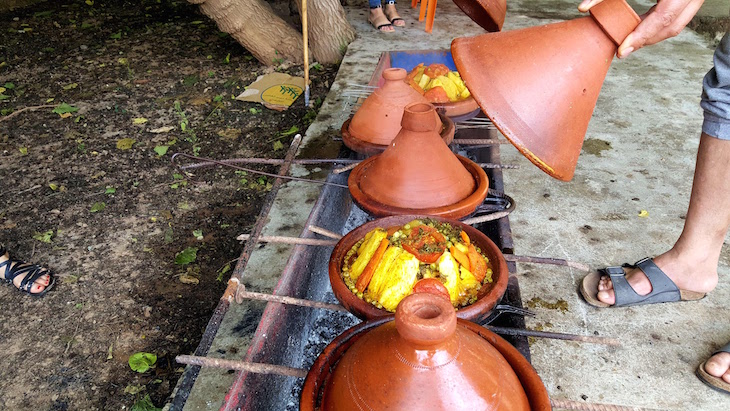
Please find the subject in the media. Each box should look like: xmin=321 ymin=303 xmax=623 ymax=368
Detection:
xmin=295 ymin=0 xmax=356 ymax=64
xmin=189 ymin=0 xmax=303 ymax=64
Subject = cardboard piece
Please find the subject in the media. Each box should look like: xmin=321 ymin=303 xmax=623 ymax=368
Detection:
xmin=236 ymin=72 xmax=305 ymax=111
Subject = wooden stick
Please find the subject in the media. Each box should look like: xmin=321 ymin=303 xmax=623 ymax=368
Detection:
xmin=175 ymin=355 xmax=308 ymax=379
xmin=237 ymin=285 xmax=348 ymax=313
xmin=307 ymin=225 xmax=343 ymax=239
xmin=179 ymin=157 xmax=358 ymax=170
xmin=462 ymin=210 xmax=512 ymax=225
xmin=237 ymin=233 xmax=337 ymax=246
xmin=333 ymin=162 xmax=359 ymax=174
xmin=0 ymin=104 xmax=56 ymax=123
xmin=302 ymin=0 xmax=310 ymax=106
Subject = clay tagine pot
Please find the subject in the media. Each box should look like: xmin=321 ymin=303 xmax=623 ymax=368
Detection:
xmin=452 ymin=0 xmax=506 ymax=33
xmin=342 ymin=111 xmax=455 ymax=156
xmin=300 ymin=293 xmax=552 ymax=411
xmin=349 ymin=102 xmax=489 ymax=219
xmin=328 ymin=214 xmax=508 ymax=323
xmin=345 ymin=68 xmax=446 ymax=153
xmin=451 ymin=0 xmax=640 ymax=181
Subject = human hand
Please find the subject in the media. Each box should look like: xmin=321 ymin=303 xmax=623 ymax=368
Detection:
xmin=578 ymin=0 xmax=705 ymax=58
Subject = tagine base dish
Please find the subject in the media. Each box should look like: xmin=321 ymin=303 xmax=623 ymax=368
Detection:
xmin=300 ymin=316 xmax=551 ymax=411
xmin=348 ymin=155 xmax=489 ymax=219
xmin=342 ymin=112 xmax=455 ymax=156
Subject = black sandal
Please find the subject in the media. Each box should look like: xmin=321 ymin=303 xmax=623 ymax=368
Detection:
xmin=0 ymin=245 xmax=55 ymax=296
xmin=369 ymin=6 xmax=395 ymax=32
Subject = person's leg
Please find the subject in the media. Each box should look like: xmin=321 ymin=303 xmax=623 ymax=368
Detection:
xmin=704 ymin=349 xmax=730 ymax=385
xmin=0 ymin=246 xmax=52 ymax=295
xmin=384 ymin=0 xmax=406 ymax=27
xmin=596 ymin=32 xmax=730 ymax=304
xmin=369 ymin=1 xmax=395 ymax=32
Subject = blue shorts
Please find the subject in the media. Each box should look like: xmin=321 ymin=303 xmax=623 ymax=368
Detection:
xmin=702 ymin=32 xmax=730 ymax=140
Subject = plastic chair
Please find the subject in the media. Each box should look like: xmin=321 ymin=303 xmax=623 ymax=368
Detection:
xmin=411 ymin=0 xmax=437 ymax=33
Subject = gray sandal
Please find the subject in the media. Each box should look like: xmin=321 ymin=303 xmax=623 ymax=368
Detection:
xmin=696 ymin=343 xmax=730 ymax=394
xmin=580 ymin=257 xmax=705 ymax=308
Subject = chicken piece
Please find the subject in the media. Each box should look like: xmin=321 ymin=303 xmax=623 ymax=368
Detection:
xmin=375 ymin=250 xmax=420 ymax=311
xmin=350 ymin=228 xmax=388 ymax=281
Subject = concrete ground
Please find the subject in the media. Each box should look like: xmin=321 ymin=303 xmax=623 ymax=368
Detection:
xmin=179 ymin=1 xmax=730 ymax=410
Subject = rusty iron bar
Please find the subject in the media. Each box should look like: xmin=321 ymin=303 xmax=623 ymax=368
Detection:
xmin=170 ymin=152 xmax=348 ymax=189
xmin=175 ymin=355 xmax=308 ymax=379
xmin=504 ymin=254 xmax=591 ymax=273
xmin=236 ymin=233 xmax=337 ymax=247
xmin=304 ymin=225 xmax=589 ymax=272
xmin=549 ymin=399 xmax=666 ymax=411
xmin=234 ymin=288 xmax=620 ymax=346
xmin=177 ymin=157 xmax=359 ymax=170
xmin=332 ymin=160 xmax=518 ymax=174
xmin=452 ymin=139 xmax=509 ymax=145
xmin=462 ymin=210 xmax=512 ymax=225
xmin=486 ymin=326 xmax=620 ymax=346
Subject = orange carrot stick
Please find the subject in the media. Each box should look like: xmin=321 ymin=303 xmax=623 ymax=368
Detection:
xmin=356 ymin=238 xmax=389 ymax=293
xmin=450 ymin=245 xmax=471 ymax=271
xmin=460 ymin=230 xmax=470 ymax=246
xmin=467 ymin=244 xmax=487 ymax=282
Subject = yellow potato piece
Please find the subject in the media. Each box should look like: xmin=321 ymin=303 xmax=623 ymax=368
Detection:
xmin=351 ymin=228 xmax=388 ymax=281
xmin=366 ymin=246 xmax=403 ymax=298
xmin=447 ymin=71 xmax=466 ymax=95
xmin=437 ymin=250 xmax=461 ymax=303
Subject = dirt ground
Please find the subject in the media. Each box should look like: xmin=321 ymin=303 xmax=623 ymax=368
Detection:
xmin=0 ymin=1 xmax=337 ymax=410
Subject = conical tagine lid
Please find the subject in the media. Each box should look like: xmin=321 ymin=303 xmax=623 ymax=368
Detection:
xmin=357 ymin=102 xmax=475 ymax=209
xmin=452 ymin=0 xmax=506 ymax=32
xmin=320 ymin=293 xmax=531 ymax=411
xmin=451 ymin=0 xmax=639 ymax=181
xmin=348 ymin=68 xmax=441 ymax=146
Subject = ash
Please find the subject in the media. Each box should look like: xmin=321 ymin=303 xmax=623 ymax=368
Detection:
xmin=285 ymin=292 xmax=360 ymax=410
xmin=341 ymin=204 xmax=372 ymax=234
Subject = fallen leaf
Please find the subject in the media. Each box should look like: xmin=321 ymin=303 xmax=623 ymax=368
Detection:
xmin=149 ymin=126 xmax=174 ymax=134
xmin=49 ymin=183 xmax=58 ymax=191
xmin=90 ymin=202 xmax=106 ymax=213
xmin=179 ymin=273 xmax=200 ymax=285
xmin=18 ymin=147 xmax=28 ymax=155
xmin=638 ymin=210 xmax=649 ymax=217
xmin=154 ymin=145 xmax=169 ymax=156
xmin=273 ymin=140 xmax=284 ymax=151
xmin=52 ymin=102 xmax=78 ymax=114
xmin=32 ymin=230 xmax=54 ymax=243
xmin=132 ymin=117 xmax=148 ymax=124
xmin=189 ymin=96 xmax=210 ymax=106
xmin=124 ymin=384 xmax=145 ymax=395
xmin=62 ymin=83 xmax=78 ymax=90
xmin=116 ymin=138 xmax=136 ymax=150
xmin=174 ymin=247 xmax=198 ymax=265
xmin=217 ymin=128 xmax=241 ymax=140
xmin=59 ymin=112 xmax=72 ymax=119
xmin=105 ymin=186 xmax=116 ymax=194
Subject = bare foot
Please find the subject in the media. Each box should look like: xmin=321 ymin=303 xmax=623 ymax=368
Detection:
xmin=596 ymin=250 xmax=718 ymax=305
xmin=369 ymin=7 xmax=395 ymax=32
xmin=384 ymin=3 xmax=406 ymax=27
xmin=0 ymin=249 xmax=52 ymax=294
xmin=704 ymin=351 xmax=730 ymax=384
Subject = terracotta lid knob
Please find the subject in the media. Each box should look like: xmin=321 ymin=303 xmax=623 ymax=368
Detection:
xmin=395 ymin=293 xmax=457 ymax=346
xmin=589 ymin=0 xmax=640 ymax=46
xmin=401 ymin=102 xmax=441 ymax=133
xmin=382 ymin=67 xmax=407 ymax=81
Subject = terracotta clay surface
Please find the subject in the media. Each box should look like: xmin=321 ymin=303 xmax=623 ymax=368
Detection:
xmin=433 ymin=94 xmax=480 ymax=118
xmin=451 ymin=0 xmax=639 ymax=181
xmin=349 ymin=102 xmax=488 ymax=218
xmin=452 ymin=0 xmax=506 ymax=32
xmin=348 ymin=68 xmax=440 ymax=147
xmin=300 ymin=293 xmax=551 ymax=411
xmin=328 ymin=214 xmax=509 ymax=323
xmin=342 ymin=111 xmax=455 ymax=156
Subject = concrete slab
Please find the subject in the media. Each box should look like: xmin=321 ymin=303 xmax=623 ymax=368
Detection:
xmin=178 ymin=1 xmax=730 ymax=410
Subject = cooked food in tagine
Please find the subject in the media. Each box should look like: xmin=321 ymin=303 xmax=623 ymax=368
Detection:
xmin=341 ymin=219 xmax=493 ymax=312
xmin=405 ymin=63 xmax=472 ymax=104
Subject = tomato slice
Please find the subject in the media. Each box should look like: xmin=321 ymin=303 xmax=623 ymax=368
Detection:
xmin=412 ymin=278 xmax=450 ymax=301
xmin=401 ymin=225 xmax=446 ymax=263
